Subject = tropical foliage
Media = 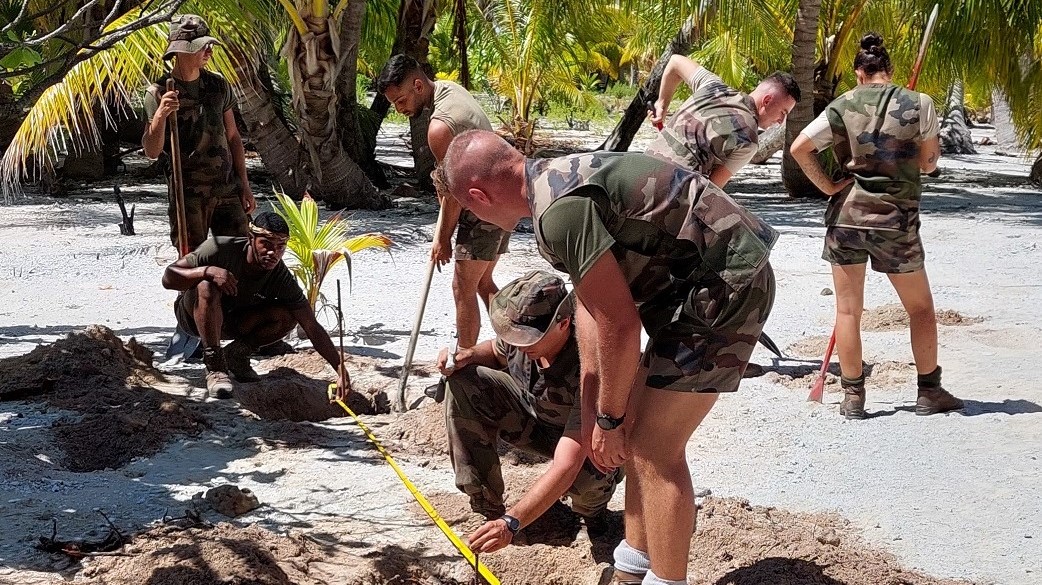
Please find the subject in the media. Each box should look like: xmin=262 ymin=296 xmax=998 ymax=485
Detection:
xmin=273 ymin=192 xmax=392 ymax=316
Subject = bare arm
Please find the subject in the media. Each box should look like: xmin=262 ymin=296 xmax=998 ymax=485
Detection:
xmin=428 ymin=119 xmax=463 ymax=265
xmin=651 ymin=55 xmax=702 ymax=125
xmin=468 ymin=431 xmax=587 ymax=553
xmin=142 ymin=89 xmax=178 ymax=159
xmin=574 ymin=253 xmax=642 ymax=471
xmin=224 ymin=109 xmax=256 ymax=213
xmin=708 ymin=166 xmax=734 ymax=188
xmin=292 ymin=304 xmax=352 ymax=397
xmin=919 ymin=135 xmax=940 ymax=173
xmin=163 ymin=258 xmax=238 ymax=296
xmin=790 ymin=134 xmax=854 ymax=197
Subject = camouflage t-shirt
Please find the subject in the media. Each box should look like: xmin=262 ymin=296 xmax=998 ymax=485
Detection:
xmin=800 ymin=83 xmax=940 ymax=231
xmin=644 ymin=68 xmax=760 ymax=176
xmin=182 ymin=237 xmax=308 ymax=313
xmin=525 ymin=152 xmax=777 ymax=302
xmin=145 ymin=70 xmax=241 ymax=201
xmin=494 ymin=335 xmax=581 ymax=432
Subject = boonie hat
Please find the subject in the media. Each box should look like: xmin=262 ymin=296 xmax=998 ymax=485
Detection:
xmin=490 ymin=271 xmax=575 ymax=347
xmin=163 ymin=14 xmax=222 ymax=60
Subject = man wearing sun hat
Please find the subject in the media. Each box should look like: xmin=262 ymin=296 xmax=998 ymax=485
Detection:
xmin=142 ymin=14 xmax=255 ymax=252
xmin=437 ymin=270 xmax=621 ymax=553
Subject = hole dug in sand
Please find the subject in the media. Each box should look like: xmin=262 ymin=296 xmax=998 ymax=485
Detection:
xmin=238 ymin=350 xmax=391 ymax=422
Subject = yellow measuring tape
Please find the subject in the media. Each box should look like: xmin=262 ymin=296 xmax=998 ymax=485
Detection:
xmin=327 ymin=385 xmax=500 ymax=585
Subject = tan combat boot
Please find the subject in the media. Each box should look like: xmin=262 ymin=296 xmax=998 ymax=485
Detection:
xmin=839 ymin=375 xmax=867 ymax=420
xmin=916 ymin=366 xmax=964 ymax=416
xmin=224 ymin=340 xmax=260 ymax=382
xmin=203 ymin=347 xmax=234 ymax=399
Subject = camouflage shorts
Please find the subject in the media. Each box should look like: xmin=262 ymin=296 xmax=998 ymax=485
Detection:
xmin=637 ymin=264 xmax=775 ymax=392
xmin=822 ymin=226 xmax=924 ymax=274
xmin=445 ymin=365 xmax=621 ymax=517
xmin=168 ymin=186 xmax=248 ymax=251
xmin=454 ymin=209 xmax=510 ymax=261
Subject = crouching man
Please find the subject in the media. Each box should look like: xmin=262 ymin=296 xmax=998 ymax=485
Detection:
xmin=162 ymin=211 xmax=350 ymax=398
xmin=440 ymin=270 xmax=622 ymax=554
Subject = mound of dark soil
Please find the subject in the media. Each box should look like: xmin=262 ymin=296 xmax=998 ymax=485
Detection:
xmin=0 ymin=325 xmax=205 ymax=472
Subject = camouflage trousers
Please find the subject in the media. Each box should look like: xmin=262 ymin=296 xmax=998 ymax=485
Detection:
xmin=168 ymin=185 xmax=248 ymax=250
xmin=639 ymin=263 xmax=775 ymax=392
xmin=822 ymin=225 xmax=925 ymax=274
xmin=445 ymin=365 xmax=621 ymax=518
xmin=454 ymin=209 xmax=510 ymax=261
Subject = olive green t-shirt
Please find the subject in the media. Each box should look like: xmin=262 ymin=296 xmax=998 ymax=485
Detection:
xmin=430 ymin=80 xmax=494 ymax=135
xmin=183 ymin=237 xmax=307 ymax=312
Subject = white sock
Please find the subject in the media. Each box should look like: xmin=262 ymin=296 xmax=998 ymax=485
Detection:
xmin=613 ymin=539 xmax=650 ymax=575
xmin=642 ymin=569 xmax=687 ymax=585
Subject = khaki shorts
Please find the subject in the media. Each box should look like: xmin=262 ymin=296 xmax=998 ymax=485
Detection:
xmin=454 ymin=210 xmax=510 ymax=261
xmin=822 ymin=226 xmax=925 ymax=274
xmin=637 ymin=264 xmax=775 ymax=392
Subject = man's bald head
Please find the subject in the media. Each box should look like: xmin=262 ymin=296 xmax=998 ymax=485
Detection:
xmin=436 ymin=130 xmax=522 ymax=199
xmin=434 ymin=129 xmax=528 ymax=230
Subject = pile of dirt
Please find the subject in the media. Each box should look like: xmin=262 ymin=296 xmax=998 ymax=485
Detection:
xmin=862 ymin=305 xmax=983 ymax=332
xmin=0 ymin=325 xmax=206 ymax=472
xmin=79 ymin=523 xmax=472 ymax=584
xmin=418 ymin=490 xmax=973 ymax=585
xmin=785 ymin=335 xmax=833 ymax=360
xmin=379 ymin=400 xmax=449 ymax=457
xmin=254 ymin=350 xmax=392 ymax=417
xmin=763 ymin=360 xmax=916 ymax=394
xmin=0 ymin=324 xmax=164 ymax=401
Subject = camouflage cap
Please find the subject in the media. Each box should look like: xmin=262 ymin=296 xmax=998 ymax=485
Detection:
xmin=163 ymin=14 xmax=222 ymax=60
xmin=490 ymin=270 xmax=575 ymax=347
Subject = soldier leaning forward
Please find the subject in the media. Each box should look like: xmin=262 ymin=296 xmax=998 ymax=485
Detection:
xmin=436 ymin=132 xmax=777 ymax=584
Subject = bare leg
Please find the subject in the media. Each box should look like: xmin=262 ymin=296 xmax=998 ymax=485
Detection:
xmin=476 ymin=257 xmax=500 ymax=310
xmin=886 ymin=269 xmax=938 ymax=374
xmin=453 ymin=259 xmax=495 ymax=348
xmin=192 ymin=282 xmax=224 ymax=349
xmin=831 ymin=263 xmax=868 ymax=379
xmin=626 ymin=388 xmax=718 ymax=581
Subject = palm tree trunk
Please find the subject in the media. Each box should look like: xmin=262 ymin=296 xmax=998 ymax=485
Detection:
xmin=0 ymin=83 xmax=22 ymax=155
xmin=939 ymin=80 xmax=976 ymax=155
xmin=991 ymin=89 xmax=1021 ymax=154
xmin=335 ymin=0 xmax=388 ymax=188
xmin=597 ymin=16 xmax=700 ymax=152
xmin=782 ymin=0 xmax=826 ymax=198
xmin=232 ymin=50 xmax=310 ymax=199
xmin=285 ymin=13 xmax=385 ymax=210
xmin=1030 ymin=152 xmax=1042 ymax=186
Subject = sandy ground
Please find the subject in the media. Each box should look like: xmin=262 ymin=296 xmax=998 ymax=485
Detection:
xmin=0 ymin=122 xmax=1039 ymax=584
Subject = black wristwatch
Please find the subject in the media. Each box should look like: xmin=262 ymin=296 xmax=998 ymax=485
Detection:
xmin=596 ymin=412 xmax=625 ymax=430
xmin=500 ymin=514 xmax=521 ymax=535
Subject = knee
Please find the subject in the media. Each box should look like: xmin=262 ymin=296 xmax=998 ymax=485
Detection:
xmin=452 ymin=274 xmax=477 ymax=299
xmin=476 ymin=278 xmax=498 ymax=299
xmin=195 ymin=279 xmax=221 ymax=301
xmin=905 ymin=302 xmax=936 ymax=324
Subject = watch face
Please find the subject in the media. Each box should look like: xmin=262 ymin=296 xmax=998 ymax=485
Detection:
xmin=596 ymin=414 xmax=623 ymax=430
xmin=503 ymin=515 xmax=520 ymax=533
